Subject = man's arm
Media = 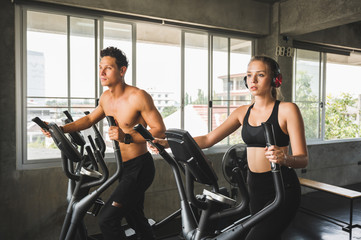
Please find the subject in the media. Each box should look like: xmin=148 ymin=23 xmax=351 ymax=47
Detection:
xmin=62 ymin=105 xmax=106 ymax=133
xmin=135 ymin=90 xmax=166 ymax=141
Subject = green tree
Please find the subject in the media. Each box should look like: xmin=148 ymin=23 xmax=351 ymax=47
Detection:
xmin=192 ymin=89 xmax=207 ymax=105
xmin=161 ymin=106 xmax=178 ymax=118
xmin=325 ymin=93 xmax=361 ymax=140
xmin=294 ymin=71 xmax=319 ymax=139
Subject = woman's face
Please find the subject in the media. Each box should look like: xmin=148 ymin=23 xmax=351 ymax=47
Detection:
xmin=245 ymin=60 xmax=272 ymax=96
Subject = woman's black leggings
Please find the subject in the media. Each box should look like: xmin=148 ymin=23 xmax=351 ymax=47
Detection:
xmin=245 ymin=166 xmax=301 ymax=240
xmin=98 ymin=152 xmax=155 ymax=240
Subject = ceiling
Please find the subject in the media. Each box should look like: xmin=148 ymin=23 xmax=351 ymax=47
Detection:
xmin=251 ymin=0 xmax=280 ymax=3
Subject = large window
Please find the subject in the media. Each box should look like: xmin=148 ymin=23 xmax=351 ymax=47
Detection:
xmin=294 ymin=49 xmax=361 ymax=141
xmin=17 ymin=6 xmax=252 ymax=168
xmin=26 ymin=11 xmax=98 ymax=161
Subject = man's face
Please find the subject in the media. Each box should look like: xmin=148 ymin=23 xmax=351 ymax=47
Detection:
xmin=99 ymin=56 xmax=125 ymax=87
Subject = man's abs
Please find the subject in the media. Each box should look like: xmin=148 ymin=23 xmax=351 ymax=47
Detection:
xmin=119 ymin=142 xmax=148 ymax=162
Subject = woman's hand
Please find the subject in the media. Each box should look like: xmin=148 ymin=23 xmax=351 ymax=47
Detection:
xmin=264 ymin=145 xmax=286 ymax=165
xmin=147 ymin=138 xmax=169 ymax=154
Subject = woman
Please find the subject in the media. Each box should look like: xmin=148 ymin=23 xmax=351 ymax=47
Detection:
xmin=154 ymin=56 xmax=308 ymax=239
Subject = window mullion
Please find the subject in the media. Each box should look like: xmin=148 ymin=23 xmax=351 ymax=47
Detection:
xmin=180 ymin=31 xmax=185 ymax=130
xmin=67 ymin=15 xmax=71 ymax=112
xmin=94 ymin=19 xmax=99 ymax=106
xmin=208 ymin=35 xmax=213 ymax=133
xmin=320 ymin=52 xmax=326 ymax=140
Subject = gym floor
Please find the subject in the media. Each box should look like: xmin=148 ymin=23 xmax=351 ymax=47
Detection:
xmin=282 ymin=182 xmax=361 ymax=240
xmin=156 ymin=182 xmax=361 ymax=240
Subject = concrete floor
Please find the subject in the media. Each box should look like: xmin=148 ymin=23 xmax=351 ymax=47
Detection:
xmin=283 ymin=182 xmax=361 ymax=240
xmin=160 ymin=182 xmax=361 ymax=240
xmin=91 ymin=182 xmax=361 ymax=240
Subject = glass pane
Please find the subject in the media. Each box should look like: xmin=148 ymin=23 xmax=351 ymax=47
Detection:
xmin=70 ymin=17 xmax=96 ymax=98
xmin=230 ymin=38 xmax=252 ymax=105
xmin=27 ymin=107 xmax=68 ymax=160
xmin=136 ymin=22 xmax=181 ymax=129
xmin=212 ymin=36 xmax=229 ymax=110
xmin=325 ymin=53 xmax=361 ymax=140
xmin=104 ymin=21 xmax=133 ymax=85
xmin=212 ymin=37 xmax=252 ymax=145
xmin=212 ymin=36 xmax=229 ymax=145
xmin=27 ymin=97 xmax=67 ymax=108
xmin=184 ymin=32 xmax=208 ymax=136
xmin=27 ymin=11 xmax=67 ymax=98
xmin=70 ymin=99 xmax=96 ymax=114
xmin=26 ymin=11 xmax=68 ymax=161
xmin=229 ymin=39 xmax=252 ymax=144
xmin=297 ymin=102 xmax=319 ymax=139
xmin=294 ymin=49 xmax=321 ymax=139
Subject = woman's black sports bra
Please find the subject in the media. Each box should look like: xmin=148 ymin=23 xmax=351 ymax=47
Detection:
xmin=241 ymin=100 xmax=290 ymax=148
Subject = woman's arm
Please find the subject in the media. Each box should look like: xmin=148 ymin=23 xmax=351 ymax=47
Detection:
xmin=281 ymin=102 xmax=308 ymax=168
xmin=194 ymin=106 xmax=246 ymax=149
xmin=151 ymin=105 xmax=246 ymax=151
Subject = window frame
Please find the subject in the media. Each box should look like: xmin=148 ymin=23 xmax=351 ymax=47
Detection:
xmin=16 ymin=4 xmax=254 ymax=169
xmin=293 ymin=48 xmax=361 ymax=144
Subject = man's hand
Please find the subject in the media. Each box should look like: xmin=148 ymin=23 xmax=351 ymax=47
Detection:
xmin=147 ymin=138 xmax=169 ymax=154
xmin=108 ymin=125 xmax=125 ymax=143
xmin=39 ymin=121 xmax=52 ymax=138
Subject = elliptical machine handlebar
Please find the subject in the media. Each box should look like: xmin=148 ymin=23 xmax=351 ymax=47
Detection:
xmin=84 ymin=111 xmax=106 ymax=156
xmin=32 ymin=116 xmax=50 ymax=131
xmin=226 ymin=122 xmax=285 ymax=239
xmin=133 ymin=123 xmax=198 ymax=236
xmin=262 ymin=122 xmax=280 ymax=171
xmin=106 ymin=116 xmax=120 ymax=151
xmin=133 ymin=124 xmax=165 ymax=152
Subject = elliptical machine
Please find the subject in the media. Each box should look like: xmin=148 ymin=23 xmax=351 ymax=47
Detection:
xmin=33 ymin=112 xmax=183 ymax=240
xmin=134 ymin=122 xmax=285 ymax=240
xmin=33 ymin=115 xmax=123 ymax=240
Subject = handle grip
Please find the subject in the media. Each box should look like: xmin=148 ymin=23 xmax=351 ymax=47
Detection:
xmin=32 ymin=117 xmax=50 ymax=131
xmin=261 ymin=122 xmax=279 ymax=171
xmin=106 ymin=116 xmax=116 ymax=127
xmin=63 ymin=110 xmax=74 ymax=122
xmin=106 ymin=116 xmax=119 ymax=150
xmin=133 ymin=124 xmax=165 ymax=152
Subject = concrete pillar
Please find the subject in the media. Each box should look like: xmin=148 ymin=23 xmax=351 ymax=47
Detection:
xmin=255 ymin=3 xmax=293 ymax=102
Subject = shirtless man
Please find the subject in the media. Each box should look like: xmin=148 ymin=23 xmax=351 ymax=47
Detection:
xmin=43 ymin=47 xmax=165 ymax=239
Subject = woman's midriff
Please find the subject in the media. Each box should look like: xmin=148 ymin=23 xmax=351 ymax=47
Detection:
xmin=246 ymin=146 xmax=289 ymax=173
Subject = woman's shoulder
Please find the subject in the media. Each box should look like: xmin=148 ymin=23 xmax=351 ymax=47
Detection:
xmin=229 ymin=104 xmax=252 ymax=122
xmin=279 ymin=101 xmax=302 ymax=118
xmin=279 ymin=101 xmax=299 ymax=110
xmin=235 ymin=104 xmax=252 ymax=113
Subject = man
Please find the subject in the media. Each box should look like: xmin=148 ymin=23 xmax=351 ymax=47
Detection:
xmin=43 ymin=47 xmax=166 ymax=239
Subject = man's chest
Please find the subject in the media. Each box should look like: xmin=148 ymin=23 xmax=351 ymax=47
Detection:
xmin=103 ymin=101 xmax=140 ymax=129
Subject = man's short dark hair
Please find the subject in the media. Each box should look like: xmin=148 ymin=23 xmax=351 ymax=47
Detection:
xmin=100 ymin=47 xmax=129 ymax=69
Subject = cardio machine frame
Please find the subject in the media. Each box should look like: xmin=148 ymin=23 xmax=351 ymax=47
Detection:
xmin=33 ymin=115 xmax=123 ymax=240
xmin=134 ymin=122 xmax=285 ymax=240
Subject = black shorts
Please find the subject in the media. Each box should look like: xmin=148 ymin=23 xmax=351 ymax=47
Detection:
xmin=109 ymin=152 xmax=155 ymax=207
